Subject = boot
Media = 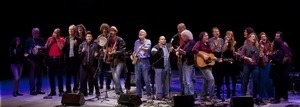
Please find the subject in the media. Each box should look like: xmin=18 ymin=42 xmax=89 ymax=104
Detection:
xmin=226 ymin=91 xmax=231 ymax=99
xmin=232 ymin=88 xmax=236 ymax=96
xmin=13 ymin=92 xmax=17 ymax=97
xmin=99 ymin=84 xmax=103 ymax=89
xmin=16 ymin=92 xmax=23 ymax=96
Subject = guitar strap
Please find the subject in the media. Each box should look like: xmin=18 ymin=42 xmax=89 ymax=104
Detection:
xmin=182 ymin=40 xmax=192 ymax=51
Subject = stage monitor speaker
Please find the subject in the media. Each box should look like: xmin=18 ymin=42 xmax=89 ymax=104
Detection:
xmin=230 ymin=96 xmax=254 ymax=107
xmin=118 ymin=94 xmax=142 ymax=107
xmin=172 ymin=95 xmax=195 ymax=107
xmin=61 ymin=93 xmax=85 ymax=106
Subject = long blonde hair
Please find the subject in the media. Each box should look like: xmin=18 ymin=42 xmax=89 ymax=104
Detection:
xmin=247 ymin=32 xmax=259 ymax=49
xmin=225 ymin=31 xmax=236 ymax=52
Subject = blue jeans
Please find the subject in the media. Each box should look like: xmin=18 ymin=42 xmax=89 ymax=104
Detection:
xmin=154 ymin=68 xmax=170 ymax=98
xmin=111 ymin=62 xmax=124 ymax=94
xmin=259 ymin=63 xmax=274 ymax=99
xmin=241 ymin=65 xmax=259 ymax=97
xmin=11 ymin=63 xmax=23 ymax=92
xmin=135 ymin=59 xmax=151 ymax=97
xmin=182 ymin=63 xmax=195 ymax=95
xmin=199 ymin=66 xmax=215 ymax=98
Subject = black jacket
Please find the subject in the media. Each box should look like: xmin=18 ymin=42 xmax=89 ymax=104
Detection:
xmin=151 ymin=43 xmax=172 ymax=69
xmin=78 ymin=41 xmax=99 ymax=66
xmin=181 ymin=40 xmax=196 ymax=66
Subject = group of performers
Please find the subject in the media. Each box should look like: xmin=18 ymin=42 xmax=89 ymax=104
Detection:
xmin=9 ymin=22 xmax=293 ymax=104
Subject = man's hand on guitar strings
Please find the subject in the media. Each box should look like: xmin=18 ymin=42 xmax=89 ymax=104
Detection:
xmin=94 ymin=52 xmax=98 ymax=57
xmin=218 ymin=58 xmax=223 ymax=63
xmin=169 ymin=46 xmax=174 ymax=52
xmin=103 ymin=49 xmax=107 ymax=53
xmin=177 ymin=49 xmax=186 ymax=55
xmin=81 ymin=48 xmax=86 ymax=52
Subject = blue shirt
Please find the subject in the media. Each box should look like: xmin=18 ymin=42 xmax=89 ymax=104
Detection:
xmin=134 ymin=39 xmax=151 ymax=58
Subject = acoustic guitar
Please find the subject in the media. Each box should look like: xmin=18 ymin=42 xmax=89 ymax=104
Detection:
xmin=174 ymin=46 xmax=183 ymax=65
xmin=130 ymin=43 xmax=145 ymax=65
xmin=105 ymin=41 xmax=117 ymax=64
xmin=195 ymin=51 xmax=234 ymax=68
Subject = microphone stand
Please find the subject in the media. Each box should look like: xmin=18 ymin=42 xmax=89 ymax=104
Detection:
xmin=98 ymin=34 xmax=111 ymax=102
xmin=88 ymin=48 xmax=109 ymax=102
xmin=167 ymin=46 xmax=173 ymax=101
xmin=150 ymin=55 xmax=165 ymax=99
xmin=256 ymin=41 xmax=266 ymax=106
xmin=143 ymin=54 xmax=165 ymax=107
xmin=43 ymin=66 xmax=52 ymax=99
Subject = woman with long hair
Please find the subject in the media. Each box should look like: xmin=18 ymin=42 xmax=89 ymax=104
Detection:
xmin=222 ymin=31 xmax=239 ymax=98
xmin=239 ymin=33 xmax=260 ymax=99
xmin=258 ymin=32 xmax=274 ymax=100
xmin=9 ymin=36 xmax=24 ymax=97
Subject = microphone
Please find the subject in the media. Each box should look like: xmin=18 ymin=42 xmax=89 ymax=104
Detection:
xmin=107 ymin=33 xmax=112 ymax=40
xmin=170 ymin=38 xmax=174 ymax=44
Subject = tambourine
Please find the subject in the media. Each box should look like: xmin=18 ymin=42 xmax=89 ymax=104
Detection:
xmin=97 ymin=36 xmax=107 ymax=47
xmin=32 ymin=45 xmax=41 ymax=55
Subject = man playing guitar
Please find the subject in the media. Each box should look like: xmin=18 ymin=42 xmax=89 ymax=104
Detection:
xmin=192 ymin=31 xmax=217 ymax=103
xmin=176 ymin=30 xmax=196 ymax=96
xmin=170 ymin=23 xmax=186 ymax=95
xmin=104 ymin=26 xmax=127 ymax=95
xmin=131 ymin=29 xmax=152 ymax=99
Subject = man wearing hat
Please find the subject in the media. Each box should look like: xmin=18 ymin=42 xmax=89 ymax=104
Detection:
xmin=104 ymin=26 xmax=128 ymax=95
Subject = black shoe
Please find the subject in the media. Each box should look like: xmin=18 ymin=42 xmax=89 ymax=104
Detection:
xmin=59 ymin=92 xmax=64 ymax=96
xmin=226 ymin=92 xmax=231 ymax=98
xmin=254 ymin=98 xmax=259 ymax=105
xmin=65 ymin=90 xmax=72 ymax=93
xmin=30 ymin=91 xmax=37 ymax=95
xmin=83 ymin=93 xmax=88 ymax=97
xmin=16 ymin=92 xmax=23 ymax=96
xmin=181 ymin=91 xmax=185 ymax=95
xmin=194 ymin=92 xmax=197 ymax=98
xmin=13 ymin=92 xmax=17 ymax=97
xmin=95 ymin=94 xmax=100 ymax=98
xmin=73 ymin=90 xmax=79 ymax=93
xmin=271 ymin=99 xmax=280 ymax=104
xmin=99 ymin=85 xmax=103 ymax=89
xmin=88 ymin=92 xmax=93 ymax=95
xmin=116 ymin=92 xmax=122 ymax=95
xmin=36 ymin=90 xmax=45 ymax=94
xmin=106 ymin=85 xmax=111 ymax=90
xmin=48 ymin=92 xmax=56 ymax=96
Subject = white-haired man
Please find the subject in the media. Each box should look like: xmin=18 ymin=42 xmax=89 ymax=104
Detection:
xmin=176 ymin=29 xmax=196 ymax=96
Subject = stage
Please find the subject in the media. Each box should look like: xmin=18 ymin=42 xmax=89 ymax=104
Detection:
xmin=1 ymin=70 xmax=300 ymax=107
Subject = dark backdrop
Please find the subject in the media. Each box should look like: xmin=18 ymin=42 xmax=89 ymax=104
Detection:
xmin=1 ymin=1 xmax=299 ymax=80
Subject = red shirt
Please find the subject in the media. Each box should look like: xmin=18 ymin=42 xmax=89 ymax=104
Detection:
xmin=110 ymin=37 xmax=117 ymax=48
xmin=192 ymin=41 xmax=212 ymax=54
xmin=47 ymin=37 xmax=65 ymax=57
